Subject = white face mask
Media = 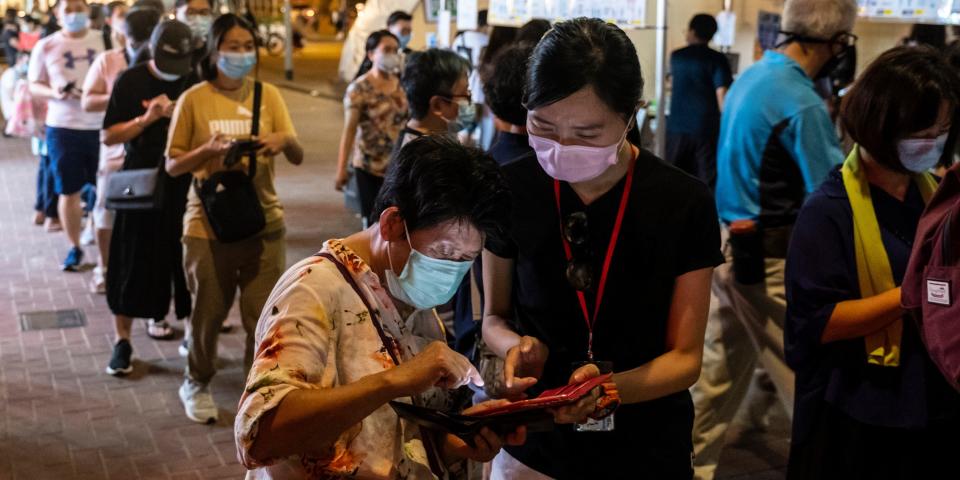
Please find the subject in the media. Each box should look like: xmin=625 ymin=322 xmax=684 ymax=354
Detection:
xmin=375 ymin=52 xmax=401 ymax=74
xmin=898 ymin=133 xmax=948 ymax=173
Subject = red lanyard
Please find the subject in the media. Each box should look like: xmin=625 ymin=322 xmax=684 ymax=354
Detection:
xmin=553 ymin=160 xmax=635 ymax=360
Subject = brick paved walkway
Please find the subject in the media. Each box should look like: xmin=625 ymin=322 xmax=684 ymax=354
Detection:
xmin=0 ymin=88 xmax=356 ymax=480
xmin=0 ymin=82 xmax=789 ymax=479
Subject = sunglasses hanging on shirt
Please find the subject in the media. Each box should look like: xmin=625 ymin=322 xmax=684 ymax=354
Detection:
xmin=563 ymin=211 xmax=594 ymax=291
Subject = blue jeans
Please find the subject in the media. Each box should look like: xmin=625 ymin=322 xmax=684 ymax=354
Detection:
xmin=34 ymin=153 xmax=58 ymax=219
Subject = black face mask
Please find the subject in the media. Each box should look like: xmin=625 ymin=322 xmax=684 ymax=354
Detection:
xmin=777 ymin=31 xmax=858 ymax=81
xmin=816 ymin=43 xmax=852 ymax=81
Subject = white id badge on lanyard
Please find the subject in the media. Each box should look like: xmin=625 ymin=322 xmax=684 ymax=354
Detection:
xmin=576 ymin=413 xmax=615 ymax=432
xmin=572 ymin=360 xmax=615 ymax=432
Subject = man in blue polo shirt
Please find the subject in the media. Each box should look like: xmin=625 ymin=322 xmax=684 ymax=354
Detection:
xmin=691 ymin=1 xmax=857 ymax=478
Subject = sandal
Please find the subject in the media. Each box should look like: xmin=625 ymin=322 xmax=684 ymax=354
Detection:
xmin=146 ymin=319 xmax=176 ymax=341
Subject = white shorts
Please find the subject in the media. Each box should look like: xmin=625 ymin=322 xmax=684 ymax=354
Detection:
xmin=93 ymin=172 xmax=113 ymax=230
xmin=95 ymin=143 xmax=125 ymax=230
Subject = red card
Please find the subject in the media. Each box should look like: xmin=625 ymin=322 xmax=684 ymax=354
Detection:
xmin=466 ymin=373 xmax=613 ymax=417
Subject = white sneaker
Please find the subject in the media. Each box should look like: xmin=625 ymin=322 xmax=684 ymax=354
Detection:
xmin=178 ymin=379 xmax=218 ymax=424
xmin=178 ymin=340 xmax=189 ymax=358
xmin=89 ymin=266 xmax=106 ymax=295
xmin=80 ymin=221 xmax=95 ymax=246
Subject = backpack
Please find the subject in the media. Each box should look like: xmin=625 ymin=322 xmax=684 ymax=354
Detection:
xmin=902 ymin=164 xmax=960 ymax=392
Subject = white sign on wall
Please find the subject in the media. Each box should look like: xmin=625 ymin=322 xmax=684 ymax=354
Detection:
xmin=858 ymin=0 xmax=953 ymax=22
xmin=457 ymin=0 xmax=479 ymax=31
xmin=489 ymin=0 xmax=646 ymax=29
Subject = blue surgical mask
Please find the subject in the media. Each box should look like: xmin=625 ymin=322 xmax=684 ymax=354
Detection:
xmin=445 ymin=97 xmax=476 ymax=133
xmin=384 ymin=222 xmax=473 ymax=310
xmin=63 ymin=12 xmax=89 ymax=33
xmin=217 ymin=51 xmax=256 ymax=80
xmin=398 ymin=33 xmax=411 ymax=49
xmin=898 ymin=133 xmax=948 ymax=173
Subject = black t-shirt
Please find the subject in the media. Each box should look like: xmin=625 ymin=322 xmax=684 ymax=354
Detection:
xmin=667 ymin=44 xmax=733 ymax=137
xmin=487 ymin=150 xmax=723 ymax=479
xmin=488 ymin=131 xmax=532 ymax=167
xmin=103 ymin=64 xmax=195 ymax=170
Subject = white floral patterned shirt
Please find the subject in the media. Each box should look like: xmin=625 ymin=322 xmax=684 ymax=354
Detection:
xmin=235 ymin=239 xmax=450 ymax=479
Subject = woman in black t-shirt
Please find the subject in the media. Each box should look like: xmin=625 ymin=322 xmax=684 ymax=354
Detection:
xmin=482 ymin=18 xmax=723 ymax=479
xmin=102 ymin=20 xmax=198 ymax=376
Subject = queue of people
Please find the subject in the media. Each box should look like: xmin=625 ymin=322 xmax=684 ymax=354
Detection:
xmin=1 ymin=0 xmax=959 ymax=478
xmin=5 ymin=0 xmax=306 ymax=427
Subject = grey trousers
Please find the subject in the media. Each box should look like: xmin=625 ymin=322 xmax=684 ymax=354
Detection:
xmin=690 ymin=233 xmax=795 ymax=480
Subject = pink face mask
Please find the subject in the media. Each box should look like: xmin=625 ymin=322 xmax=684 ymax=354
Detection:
xmin=528 ymin=129 xmax=627 ymax=183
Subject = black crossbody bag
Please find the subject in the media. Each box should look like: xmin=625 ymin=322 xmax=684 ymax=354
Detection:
xmin=105 ymin=76 xmax=191 ymax=211
xmin=194 ymin=81 xmax=267 ymax=243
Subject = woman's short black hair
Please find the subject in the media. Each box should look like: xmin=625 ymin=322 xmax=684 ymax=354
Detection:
xmin=524 ymin=18 xmax=643 ymax=122
xmin=516 ymin=19 xmax=551 ymax=45
xmin=841 ymin=45 xmax=960 ymax=172
xmin=479 ymin=25 xmax=517 ymax=67
xmin=908 ymin=24 xmax=946 ymax=49
xmin=354 ymin=29 xmax=398 ymax=80
xmin=401 ymin=48 xmax=470 ymax=120
xmin=481 ymin=43 xmax=534 ymax=127
xmin=201 ymin=13 xmax=258 ymax=82
xmin=374 ymin=135 xmax=510 ymax=238
xmin=689 ymin=14 xmax=718 ymax=42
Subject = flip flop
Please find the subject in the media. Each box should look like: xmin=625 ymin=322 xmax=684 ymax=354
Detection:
xmin=147 ymin=319 xmax=176 ymax=341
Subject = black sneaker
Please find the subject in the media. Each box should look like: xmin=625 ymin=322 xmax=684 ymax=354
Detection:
xmin=62 ymin=247 xmax=84 ymax=272
xmin=105 ymin=339 xmax=133 ymax=376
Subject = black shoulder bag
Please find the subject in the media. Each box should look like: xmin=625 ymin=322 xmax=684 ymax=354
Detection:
xmin=194 ymin=81 xmax=267 ymax=243
xmin=105 ymin=75 xmax=191 ymax=211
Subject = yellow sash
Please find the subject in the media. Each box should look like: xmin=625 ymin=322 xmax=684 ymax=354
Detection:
xmin=841 ymin=146 xmax=937 ymax=367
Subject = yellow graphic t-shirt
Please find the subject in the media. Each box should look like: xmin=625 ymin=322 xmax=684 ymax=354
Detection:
xmin=166 ymin=78 xmax=297 ymax=239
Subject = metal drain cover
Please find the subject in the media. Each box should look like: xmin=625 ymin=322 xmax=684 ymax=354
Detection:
xmin=19 ymin=309 xmax=87 ymax=331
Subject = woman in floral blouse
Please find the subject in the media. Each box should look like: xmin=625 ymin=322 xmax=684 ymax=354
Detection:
xmin=236 ymin=136 xmax=522 ymax=479
xmin=335 ymin=29 xmax=409 ymax=226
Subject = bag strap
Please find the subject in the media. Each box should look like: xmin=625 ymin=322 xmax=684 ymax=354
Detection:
xmin=316 ymin=251 xmax=446 ymax=478
xmin=316 ymin=252 xmax=400 ymax=366
xmin=247 ymin=81 xmax=263 ymax=179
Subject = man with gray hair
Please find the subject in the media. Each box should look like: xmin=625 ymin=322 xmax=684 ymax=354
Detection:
xmin=691 ymin=1 xmax=857 ymax=478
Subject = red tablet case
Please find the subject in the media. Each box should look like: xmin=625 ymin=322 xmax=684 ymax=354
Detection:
xmin=467 ymin=373 xmax=613 ymax=417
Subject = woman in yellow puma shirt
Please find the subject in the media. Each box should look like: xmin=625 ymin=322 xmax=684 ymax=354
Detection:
xmin=165 ymin=13 xmax=304 ymax=424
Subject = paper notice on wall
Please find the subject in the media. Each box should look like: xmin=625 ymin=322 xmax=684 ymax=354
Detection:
xmin=715 ymin=10 xmax=736 ymax=48
xmin=489 ymin=0 xmax=645 ymax=28
xmin=438 ymin=9 xmax=452 ymax=48
xmin=457 ymin=0 xmax=478 ymax=31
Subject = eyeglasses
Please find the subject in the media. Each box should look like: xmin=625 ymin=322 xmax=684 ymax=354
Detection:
xmin=439 ymin=92 xmax=472 ymax=102
xmin=834 ymin=32 xmax=858 ymax=48
xmin=563 ymin=211 xmax=594 ymax=291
